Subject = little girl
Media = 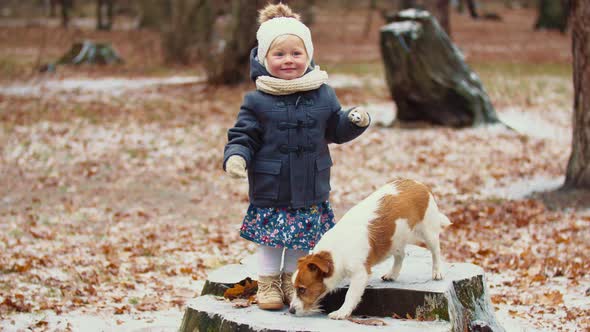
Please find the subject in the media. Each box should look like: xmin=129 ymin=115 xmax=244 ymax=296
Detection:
xmin=223 ymin=3 xmax=370 ymax=310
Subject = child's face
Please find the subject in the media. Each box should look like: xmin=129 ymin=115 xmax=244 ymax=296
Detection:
xmin=265 ymin=35 xmax=309 ymax=80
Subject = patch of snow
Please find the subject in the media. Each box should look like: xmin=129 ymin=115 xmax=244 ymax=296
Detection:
xmin=382 ymin=20 xmax=419 ymax=34
xmin=0 ymin=76 xmax=205 ymax=98
xmin=484 ymin=175 xmax=564 ymax=200
xmin=329 ymin=75 xmax=364 ymax=88
xmin=494 ymin=308 xmax=547 ymax=332
xmin=194 ymin=280 xmax=205 ymax=296
xmin=329 ymin=74 xmax=384 ymax=89
xmin=498 ymin=107 xmax=569 ymax=141
xmin=0 ymin=309 xmax=183 ymax=332
xmin=345 ymin=102 xmax=396 ymax=127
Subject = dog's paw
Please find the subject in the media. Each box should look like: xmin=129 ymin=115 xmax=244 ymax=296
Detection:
xmin=328 ymin=309 xmax=351 ymax=320
xmin=432 ymin=270 xmax=443 ymax=280
xmin=381 ymin=272 xmax=398 ymax=281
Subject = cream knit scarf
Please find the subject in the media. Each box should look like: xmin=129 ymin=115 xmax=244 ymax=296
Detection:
xmin=256 ymin=66 xmax=329 ymax=96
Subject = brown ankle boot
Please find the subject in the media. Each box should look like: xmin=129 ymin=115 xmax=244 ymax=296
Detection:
xmin=257 ymin=275 xmax=284 ymax=310
xmin=281 ymin=272 xmax=295 ymax=305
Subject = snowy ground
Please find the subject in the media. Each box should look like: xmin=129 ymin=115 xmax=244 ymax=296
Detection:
xmin=0 ymin=76 xmax=205 ymax=102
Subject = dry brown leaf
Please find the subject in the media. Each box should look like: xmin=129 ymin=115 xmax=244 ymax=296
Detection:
xmin=231 ymin=298 xmax=253 ymax=308
xmin=348 ymin=317 xmax=387 ymax=326
xmin=223 ymin=278 xmax=258 ymax=300
xmin=114 ymin=305 xmax=130 ymax=315
xmin=538 ymin=290 xmax=563 ymax=306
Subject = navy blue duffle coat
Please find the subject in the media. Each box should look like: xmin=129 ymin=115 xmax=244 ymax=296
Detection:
xmin=223 ymin=48 xmax=369 ymax=209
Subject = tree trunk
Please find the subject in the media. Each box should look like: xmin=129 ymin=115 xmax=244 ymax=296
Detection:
xmin=163 ymin=0 xmax=213 ymax=64
xmin=137 ymin=1 xmax=171 ymax=29
xmin=364 ymin=0 xmax=377 ymax=37
xmin=203 ymin=0 xmax=261 ymax=85
xmin=60 ymin=0 xmax=73 ymax=28
xmin=466 ymin=0 xmax=478 ymax=18
xmin=435 ymin=0 xmax=450 ymax=37
xmin=49 ymin=0 xmax=57 ymax=17
xmin=96 ymin=0 xmax=114 ymax=30
xmin=535 ymin=0 xmax=569 ymax=33
xmin=457 ymin=0 xmax=479 ymax=18
xmin=564 ymin=0 xmax=590 ymax=189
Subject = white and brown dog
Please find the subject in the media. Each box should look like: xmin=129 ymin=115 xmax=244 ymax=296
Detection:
xmin=289 ymin=178 xmax=451 ymax=319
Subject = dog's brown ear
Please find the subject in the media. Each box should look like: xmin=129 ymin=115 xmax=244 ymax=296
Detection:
xmin=297 ymin=256 xmax=308 ymax=264
xmin=307 ymin=251 xmax=333 ymax=277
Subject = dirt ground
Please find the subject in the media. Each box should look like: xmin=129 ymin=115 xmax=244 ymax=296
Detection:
xmin=1 ymin=3 xmax=588 ymax=332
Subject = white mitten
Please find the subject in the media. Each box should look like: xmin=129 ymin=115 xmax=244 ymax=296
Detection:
xmin=226 ymin=155 xmax=247 ymax=179
xmin=348 ymin=108 xmax=370 ymax=127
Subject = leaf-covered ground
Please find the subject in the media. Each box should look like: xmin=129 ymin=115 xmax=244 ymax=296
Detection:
xmin=1 ymin=4 xmax=589 ymax=331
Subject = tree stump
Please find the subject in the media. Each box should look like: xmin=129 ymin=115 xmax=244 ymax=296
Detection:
xmin=380 ymin=9 xmax=499 ymax=127
xmin=180 ymin=246 xmax=505 ymax=332
xmin=57 ymin=40 xmax=123 ymax=65
xmin=534 ymin=0 xmax=569 ymax=33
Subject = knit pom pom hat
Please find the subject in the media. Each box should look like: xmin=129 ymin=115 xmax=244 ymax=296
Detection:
xmin=256 ymin=3 xmax=313 ymax=68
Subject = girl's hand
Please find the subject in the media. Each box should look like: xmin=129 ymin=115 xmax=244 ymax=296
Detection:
xmin=226 ymin=155 xmax=247 ymax=179
xmin=348 ymin=108 xmax=370 ymax=127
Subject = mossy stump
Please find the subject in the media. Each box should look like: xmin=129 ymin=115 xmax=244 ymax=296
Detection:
xmin=181 ymin=246 xmax=504 ymax=332
xmin=58 ymin=40 xmax=123 ymax=65
xmin=380 ymin=9 xmax=499 ymax=127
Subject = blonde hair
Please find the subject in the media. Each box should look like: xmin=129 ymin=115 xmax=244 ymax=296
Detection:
xmin=268 ymin=34 xmax=307 ymax=55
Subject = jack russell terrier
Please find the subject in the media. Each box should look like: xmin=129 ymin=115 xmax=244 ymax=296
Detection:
xmin=289 ymin=178 xmax=451 ymax=319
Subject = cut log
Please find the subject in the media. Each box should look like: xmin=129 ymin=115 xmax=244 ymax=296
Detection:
xmin=380 ymin=9 xmax=499 ymax=127
xmin=180 ymin=246 xmax=505 ymax=332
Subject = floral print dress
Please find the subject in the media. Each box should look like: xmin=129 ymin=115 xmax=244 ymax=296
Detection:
xmin=240 ymin=201 xmax=336 ymax=251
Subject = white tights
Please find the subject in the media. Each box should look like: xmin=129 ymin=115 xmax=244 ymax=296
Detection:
xmin=257 ymin=245 xmax=308 ymax=276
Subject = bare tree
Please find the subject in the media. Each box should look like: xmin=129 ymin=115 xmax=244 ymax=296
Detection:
xmin=202 ymin=0 xmax=261 ymax=84
xmin=137 ymin=1 xmax=171 ymax=29
xmin=161 ymin=0 xmax=259 ymax=84
xmin=364 ymin=0 xmax=377 ymax=38
xmin=163 ymin=0 xmax=212 ymax=64
xmin=96 ymin=0 xmax=114 ymax=30
xmin=48 ymin=0 xmax=57 ymax=17
xmin=435 ymin=0 xmax=450 ymax=36
xmin=457 ymin=0 xmax=479 ymax=19
xmin=59 ymin=0 xmax=73 ymax=28
xmin=564 ymin=0 xmax=590 ymax=189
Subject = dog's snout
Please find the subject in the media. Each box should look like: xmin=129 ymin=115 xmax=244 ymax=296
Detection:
xmin=288 ymin=306 xmax=296 ymax=314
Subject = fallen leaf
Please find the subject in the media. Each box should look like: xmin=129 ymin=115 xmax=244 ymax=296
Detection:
xmin=223 ymin=278 xmax=258 ymax=300
xmin=538 ymin=290 xmax=563 ymax=306
xmin=231 ymin=298 xmax=252 ymax=308
xmin=348 ymin=317 xmax=387 ymax=326
xmin=114 ymin=305 xmax=130 ymax=315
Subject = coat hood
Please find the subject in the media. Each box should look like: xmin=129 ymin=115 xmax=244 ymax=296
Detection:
xmin=249 ymin=47 xmax=315 ymax=82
